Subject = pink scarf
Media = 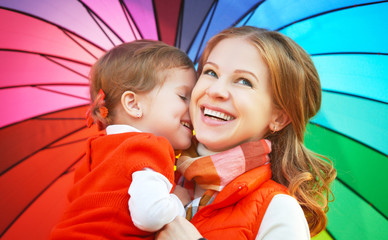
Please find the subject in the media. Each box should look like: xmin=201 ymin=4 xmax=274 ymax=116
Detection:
xmin=176 ymin=139 xmax=272 ymax=220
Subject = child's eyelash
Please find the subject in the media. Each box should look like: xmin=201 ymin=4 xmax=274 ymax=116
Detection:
xmin=179 ymin=95 xmax=188 ymax=100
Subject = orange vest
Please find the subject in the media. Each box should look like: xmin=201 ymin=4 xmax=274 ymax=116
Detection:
xmin=191 ymin=164 xmax=288 ymax=240
xmin=50 ymin=132 xmax=176 ymax=240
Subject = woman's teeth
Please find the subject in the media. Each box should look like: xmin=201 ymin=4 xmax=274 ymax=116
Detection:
xmin=203 ymin=108 xmax=234 ymax=121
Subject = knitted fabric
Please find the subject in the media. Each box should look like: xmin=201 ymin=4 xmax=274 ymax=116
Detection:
xmin=50 ymin=132 xmax=176 ymax=240
xmin=177 ymin=139 xmax=271 ymax=220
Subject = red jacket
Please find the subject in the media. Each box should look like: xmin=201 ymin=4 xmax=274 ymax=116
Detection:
xmin=50 ymin=132 xmax=176 ymax=240
xmin=191 ymin=164 xmax=288 ymax=240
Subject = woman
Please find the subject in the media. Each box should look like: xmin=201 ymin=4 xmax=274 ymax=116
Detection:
xmin=158 ymin=26 xmax=336 ymax=240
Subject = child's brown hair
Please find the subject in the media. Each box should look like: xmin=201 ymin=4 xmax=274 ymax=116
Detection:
xmin=88 ymin=40 xmax=194 ymax=130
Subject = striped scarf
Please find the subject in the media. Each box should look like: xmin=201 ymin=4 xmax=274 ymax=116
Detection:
xmin=176 ymin=139 xmax=271 ymax=220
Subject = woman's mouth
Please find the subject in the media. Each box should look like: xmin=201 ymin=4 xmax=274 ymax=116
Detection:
xmin=202 ymin=107 xmax=235 ymax=121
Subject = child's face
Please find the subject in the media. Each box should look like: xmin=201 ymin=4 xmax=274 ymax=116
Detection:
xmin=190 ymin=37 xmax=276 ymax=152
xmin=140 ymin=67 xmax=196 ymax=150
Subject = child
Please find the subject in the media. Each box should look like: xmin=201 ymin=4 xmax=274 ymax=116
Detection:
xmin=50 ymin=40 xmax=196 ymax=239
xmin=157 ymin=26 xmax=336 ymax=240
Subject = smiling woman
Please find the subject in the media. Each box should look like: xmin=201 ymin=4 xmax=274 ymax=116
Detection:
xmin=157 ymin=26 xmax=336 ymax=240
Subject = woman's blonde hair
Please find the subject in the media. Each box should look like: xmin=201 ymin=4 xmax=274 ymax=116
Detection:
xmin=89 ymin=40 xmax=194 ymax=130
xmin=198 ymin=26 xmax=336 ymax=236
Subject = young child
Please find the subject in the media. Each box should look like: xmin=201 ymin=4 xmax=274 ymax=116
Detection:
xmin=50 ymin=40 xmax=196 ymax=239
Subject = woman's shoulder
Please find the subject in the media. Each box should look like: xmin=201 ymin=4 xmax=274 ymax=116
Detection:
xmin=257 ymin=194 xmax=310 ymax=240
xmin=267 ymin=194 xmax=304 ymax=215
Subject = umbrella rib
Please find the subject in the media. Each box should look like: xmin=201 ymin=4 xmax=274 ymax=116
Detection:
xmin=175 ymin=0 xmax=185 ymax=48
xmin=119 ymin=0 xmax=143 ymax=39
xmin=1 ymin=84 xmax=90 ymax=101
xmin=43 ymin=55 xmax=90 ymax=80
xmin=0 ymin=6 xmax=106 ymax=52
xmin=60 ymin=29 xmax=99 ymax=60
xmin=182 ymin=0 xmax=216 ymax=53
xmin=181 ymin=0 xmax=265 ymax=52
xmin=37 ymin=117 xmax=85 ymax=121
xmin=316 ymin=52 xmax=388 ymax=104
xmin=0 ymin=49 xmax=92 ymax=67
xmin=46 ymin=137 xmax=90 ymax=149
xmin=0 ymin=125 xmax=88 ymax=177
xmin=152 ymin=0 xmax=162 ymax=41
xmin=34 ymin=85 xmax=90 ymax=101
xmin=0 ymin=104 xmax=89 ymax=131
xmin=240 ymin=8 xmax=256 ymax=26
xmin=0 ymin=83 xmax=89 ymax=91
xmin=194 ymin=0 xmax=218 ymax=63
xmin=309 ymin=122 xmax=387 ymax=160
xmin=312 ymin=52 xmax=388 ymax=57
xmin=322 ymin=89 xmax=387 ymax=105
xmin=0 ymin=153 xmax=86 ymax=238
xmin=78 ymin=0 xmax=125 ymax=46
xmin=232 ymin=0 xmax=266 ymax=26
xmin=335 ymin=177 xmax=388 ymax=220
xmin=184 ymin=0 xmax=266 ymax=53
xmin=311 ymin=122 xmax=388 ymax=221
xmin=173 ymin=0 xmax=185 ymax=47
xmin=324 ymin=228 xmax=335 ymax=239
xmin=276 ymin=0 xmax=388 ymax=31
xmin=84 ymin=8 xmax=115 ymax=47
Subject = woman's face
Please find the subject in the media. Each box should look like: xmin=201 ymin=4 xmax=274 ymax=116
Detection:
xmin=190 ymin=37 xmax=276 ymax=152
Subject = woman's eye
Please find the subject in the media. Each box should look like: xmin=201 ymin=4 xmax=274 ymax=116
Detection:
xmin=237 ymin=78 xmax=253 ymax=88
xmin=203 ymin=69 xmax=218 ymax=78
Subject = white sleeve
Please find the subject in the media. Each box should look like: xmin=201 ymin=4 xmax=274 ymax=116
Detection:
xmin=128 ymin=168 xmax=186 ymax=232
xmin=256 ymin=194 xmax=310 ymax=240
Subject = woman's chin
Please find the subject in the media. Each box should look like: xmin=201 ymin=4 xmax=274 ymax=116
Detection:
xmin=196 ymin=136 xmax=234 ymax=152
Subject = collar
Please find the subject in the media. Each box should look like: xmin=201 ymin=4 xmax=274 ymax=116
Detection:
xmin=106 ymin=124 xmax=141 ymax=135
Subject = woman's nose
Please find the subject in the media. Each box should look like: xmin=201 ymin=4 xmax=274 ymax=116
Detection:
xmin=205 ymin=78 xmax=229 ymax=100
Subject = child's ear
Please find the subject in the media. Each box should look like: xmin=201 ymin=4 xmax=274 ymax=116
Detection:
xmin=121 ymin=91 xmax=143 ymax=118
xmin=270 ymin=109 xmax=290 ymax=132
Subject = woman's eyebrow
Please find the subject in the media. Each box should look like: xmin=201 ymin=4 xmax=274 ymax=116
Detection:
xmin=205 ymin=62 xmax=259 ymax=82
xmin=204 ymin=61 xmax=218 ymax=69
xmin=234 ymin=69 xmax=259 ymax=83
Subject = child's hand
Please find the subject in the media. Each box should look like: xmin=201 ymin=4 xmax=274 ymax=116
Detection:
xmin=173 ymin=185 xmax=191 ymax=206
xmin=156 ymin=216 xmax=202 ymax=240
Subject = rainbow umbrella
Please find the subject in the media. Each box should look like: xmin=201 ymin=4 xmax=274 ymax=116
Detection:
xmin=0 ymin=1 xmax=387 ymax=239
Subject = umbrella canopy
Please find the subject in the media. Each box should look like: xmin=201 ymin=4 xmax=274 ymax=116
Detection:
xmin=0 ymin=0 xmax=387 ymax=239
